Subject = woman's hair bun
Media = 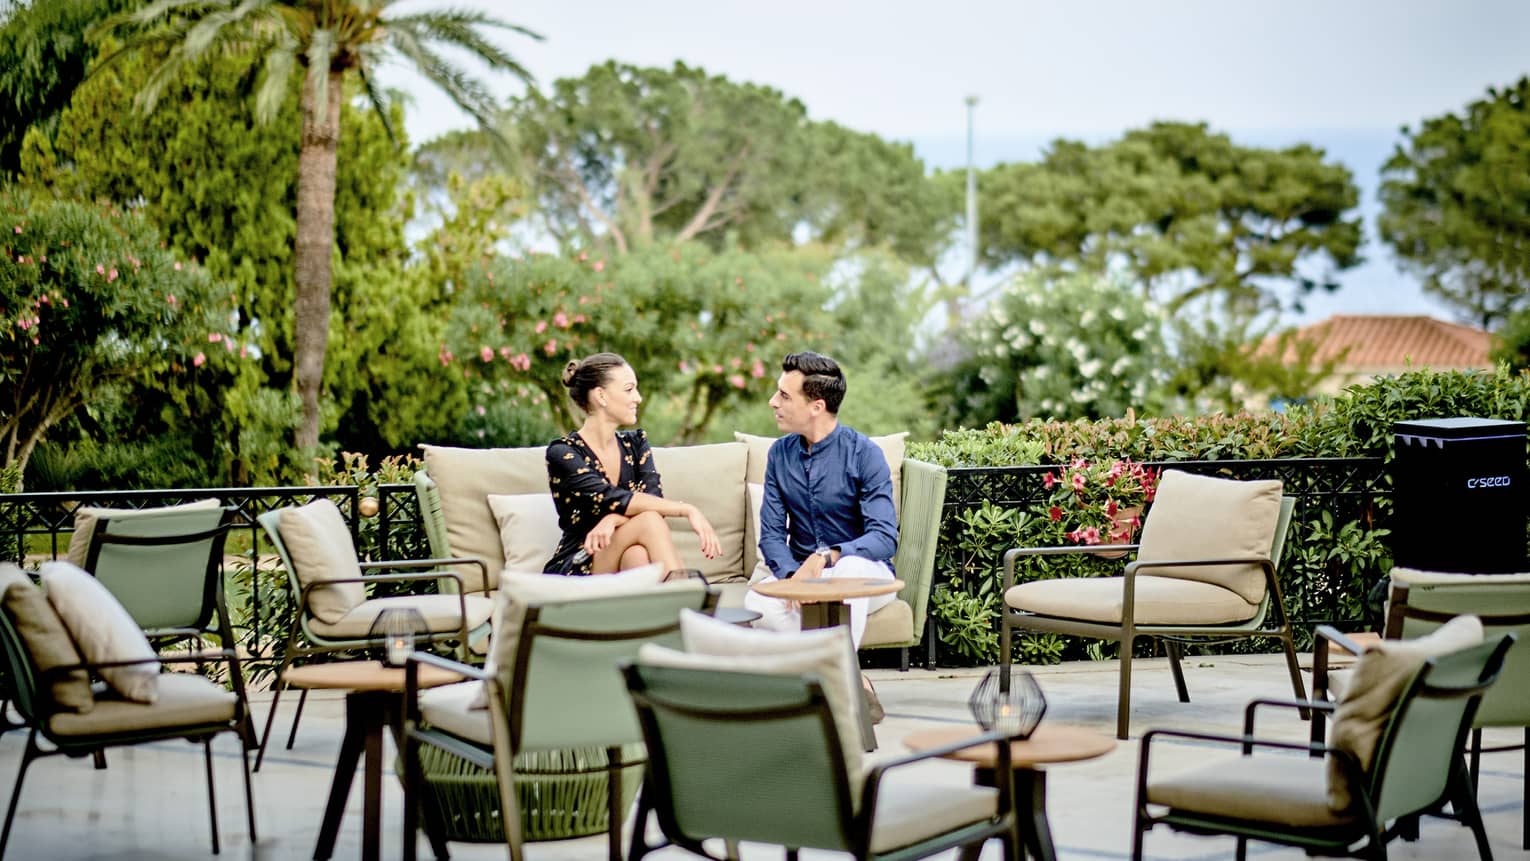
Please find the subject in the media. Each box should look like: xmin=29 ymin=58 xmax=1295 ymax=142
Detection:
xmin=560 ymin=359 xmax=581 ymax=387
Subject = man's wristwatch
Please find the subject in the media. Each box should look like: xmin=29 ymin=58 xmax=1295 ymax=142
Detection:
xmin=815 ymin=546 xmax=833 ymax=565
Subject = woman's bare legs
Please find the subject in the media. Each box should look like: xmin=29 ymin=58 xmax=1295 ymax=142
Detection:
xmin=591 ymin=510 xmax=683 ymax=574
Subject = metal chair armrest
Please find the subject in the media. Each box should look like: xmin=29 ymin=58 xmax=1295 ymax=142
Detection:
xmin=1003 ymin=544 xmax=1139 ymax=590
xmin=862 ymin=729 xmax=1016 ymax=835
xmin=1243 ymin=697 xmax=1335 ymax=751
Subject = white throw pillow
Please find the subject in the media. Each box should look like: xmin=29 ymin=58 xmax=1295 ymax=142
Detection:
xmin=39 ymin=561 xmax=160 ymax=703
xmin=487 ymin=493 xmax=562 ymax=573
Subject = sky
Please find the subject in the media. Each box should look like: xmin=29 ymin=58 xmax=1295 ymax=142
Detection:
xmin=374 ymin=0 xmax=1530 ymax=327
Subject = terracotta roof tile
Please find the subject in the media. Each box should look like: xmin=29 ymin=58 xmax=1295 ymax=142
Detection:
xmin=1265 ymin=315 xmax=1493 ymax=372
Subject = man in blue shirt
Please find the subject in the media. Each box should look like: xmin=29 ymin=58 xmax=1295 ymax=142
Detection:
xmin=745 ymin=351 xmax=898 ymax=649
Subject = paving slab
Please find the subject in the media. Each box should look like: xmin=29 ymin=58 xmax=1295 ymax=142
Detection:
xmin=0 ymin=653 xmax=1524 ymax=860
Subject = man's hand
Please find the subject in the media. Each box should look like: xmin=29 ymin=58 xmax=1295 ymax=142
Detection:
xmin=789 ymin=552 xmax=829 ymax=581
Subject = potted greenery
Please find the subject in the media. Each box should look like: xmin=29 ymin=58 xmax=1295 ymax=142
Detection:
xmin=1043 ymin=458 xmax=1159 ymax=557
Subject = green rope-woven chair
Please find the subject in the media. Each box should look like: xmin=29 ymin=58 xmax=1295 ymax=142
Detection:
xmin=401 ymin=582 xmax=713 ymax=861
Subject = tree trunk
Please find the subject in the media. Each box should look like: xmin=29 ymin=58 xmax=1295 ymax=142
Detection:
xmin=292 ymin=68 xmax=344 ymax=452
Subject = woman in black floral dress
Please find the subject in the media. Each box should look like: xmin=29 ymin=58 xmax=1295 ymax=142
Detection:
xmin=544 ymin=353 xmax=721 ymax=576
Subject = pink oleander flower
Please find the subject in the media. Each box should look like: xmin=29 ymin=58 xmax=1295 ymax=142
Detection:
xmin=543 ymin=339 xmax=557 ymax=355
xmin=166 ymin=294 xmax=177 ymax=307
xmin=209 ymin=332 xmax=222 ymax=343
xmin=751 ymin=359 xmax=765 ymax=378
xmin=552 ymin=311 xmax=569 ymax=328
xmin=592 ymin=260 xmax=604 ymax=272
xmin=534 ymin=320 xmax=547 ymax=334
xmin=1071 ymin=472 xmax=1087 ymax=491
xmin=480 ymin=346 xmax=494 ymax=362
xmin=193 ymin=352 xmax=206 ymax=367
xmin=174 ymin=261 xmax=182 ymax=271
xmin=728 ymin=374 xmax=746 ymax=390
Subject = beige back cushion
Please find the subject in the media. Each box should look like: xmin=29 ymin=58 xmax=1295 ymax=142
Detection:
xmin=641 ymin=609 xmax=865 ymax=805
xmin=67 ymin=498 xmax=222 ymax=568
xmin=0 ymin=564 xmax=94 ymax=713
xmin=487 ymin=493 xmax=562 ymax=573
xmin=422 ymin=444 xmax=550 ymax=584
xmin=651 ymin=442 xmax=748 ymax=581
xmin=735 ymin=431 xmax=907 ymax=515
xmin=746 ymin=483 xmax=773 ymax=583
xmin=1327 ymin=614 xmax=1484 ymax=809
xmin=1391 ymin=567 xmax=1530 ymax=586
xmin=39 ymin=561 xmax=160 ymax=704
xmin=278 ymin=499 xmax=367 ymax=625
xmin=1135 ymin=470 xmax=1282 ymax=604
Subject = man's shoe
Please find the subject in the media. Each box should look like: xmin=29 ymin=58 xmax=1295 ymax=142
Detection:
xmin=862 ymin=674 xmax=885 ymax=724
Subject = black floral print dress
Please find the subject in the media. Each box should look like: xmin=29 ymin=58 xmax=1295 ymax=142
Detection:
xmin=544 ymin=428 xmax=663 ymax=575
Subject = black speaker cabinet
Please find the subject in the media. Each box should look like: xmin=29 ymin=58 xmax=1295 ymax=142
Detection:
xmin=1391 ymin=418 xmax=1528 ymax=574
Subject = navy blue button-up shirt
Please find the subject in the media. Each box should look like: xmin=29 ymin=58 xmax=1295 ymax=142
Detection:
xmin=759 ymin=424 xmax=898 ymax=578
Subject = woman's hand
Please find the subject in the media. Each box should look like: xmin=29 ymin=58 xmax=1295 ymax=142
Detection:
xmin=583 ymin=513 xmax=626 ymax=557
xmin=685 ymin=504 xmax=722 ymax=559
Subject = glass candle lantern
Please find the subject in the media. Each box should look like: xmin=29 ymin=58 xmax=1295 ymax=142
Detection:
xmin=368 ymin=607 xmax=428 ymax=667
xmin=968 ymin=668 xmax=1047 ymax=739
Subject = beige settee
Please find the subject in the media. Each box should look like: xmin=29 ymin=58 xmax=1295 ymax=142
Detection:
xmin=413 ymin=433 xmax=947 ymax=655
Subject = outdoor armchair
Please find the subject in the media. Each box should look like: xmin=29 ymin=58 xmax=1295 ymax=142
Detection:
xmin=1133 ymin=620 xmax=1512 ymax=861
xmin=621 ymin=660 xmax=1018 ymax=861
xmin=399 ymin=572 xmax=714 ymax=861
xmin=1001 ymin=469 xmax=1303 ymax=739
xmin=253 ymin=499 xmax=493 ymax=770
xmin=0 ymin=564 xmax=257 ymax=857
xmin=1312 ymin=567 xmax=1530 ymax=848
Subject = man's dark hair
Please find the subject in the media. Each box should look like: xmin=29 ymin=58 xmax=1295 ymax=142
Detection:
xmin=782 ymin=351 xmax=846 ymax=414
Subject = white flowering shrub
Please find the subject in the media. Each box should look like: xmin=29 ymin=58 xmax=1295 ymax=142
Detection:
xmin=941 ymin=270 xmax=1171 ymax=423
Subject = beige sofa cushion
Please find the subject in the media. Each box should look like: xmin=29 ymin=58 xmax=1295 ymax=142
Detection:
xmin=736 ymin=430 xmax=907 ymax=515
xmin=40 ymin=561 xmax=159 ymax=704
xmin=1391 ymin=567 xmax=1530 ymax=586
xmin=279 ymin=499 xmax=366 ymax=625
xmin=487 ymin=493 xmax=561 ymax=573
xmin=746 ymin=483 xmax=772 ymax=584
xmin=1149 ymin=755 xmax=1352 ymax=827
xmin=1005 ymin=575 xmax=1258 ymax=625
xmin=422 ymin=444 xmax=550 ymax=587
xmin=861 ymin=598 xmax=914 ymax=647
xmin=0 ymin=564 xmax=93 ymax=713
xmin=651 ymin=442 xmax=748 ymax=581
xmin=1327 ymin=614 xmax=1483 ymax=809
xmin=642 ymin=610 xmax=865 ymax=804
xmin=48 ymin=672 xmax=235 ymax=737
xmin=66 ymin=498 xmax=221 ymax=569
xmin=306 ymin=594 xmax=495 ymax=639
xmin=1135 ymin=470 xmax=1282 ymax=605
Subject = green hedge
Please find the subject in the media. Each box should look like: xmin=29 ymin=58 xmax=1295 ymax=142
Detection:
xmin=909 ymin=366 xmax=1530 ymax=665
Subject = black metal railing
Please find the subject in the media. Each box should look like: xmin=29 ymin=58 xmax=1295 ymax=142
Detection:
xmin=0 ymin=457 xmax=1394 ymax=672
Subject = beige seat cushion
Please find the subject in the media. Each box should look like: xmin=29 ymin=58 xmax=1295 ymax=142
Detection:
xmin=0 ymin=564 xmax=93 ymax=713
xmin=40 ymin=562 xmax=159 ymax=704
xmin=1327 ymin=614 xmax=1483 ymax=809
xmin=278 ymin=500 xmax=367 ymax=625
xmin=658 ymin=609 xmax=865 ymax=802
xmin=1148 ymin=754 xmax=1353 ymax=828
xmin=419 ymin=680 xmax=492 ymax=746
xmin=48 ymin=672 xmax=235 ymax=737
xmin=1005 ymin=576 xmax=1258 ymax=625
xmin=306 ymin=593 xmax=495 ymax=639
xmin=66 ymin=498 xmax=221 ymax=569
xmin=861 ymin=599 xmax=914 ymax=647
xmin=487 ymin=493 xmax=561 ymax=573
xmin=652 ymin=442 xmax=748 ymax=581
xmin=1136 ymin=470 xmax=1282 ymax=605
xmin=422 ymin=444 xmax=550 ymax=589
xmin=1391 ymin=567 xmax=1530 ymax=586
xmin=869 ymin=777 xmax=997 ymax=853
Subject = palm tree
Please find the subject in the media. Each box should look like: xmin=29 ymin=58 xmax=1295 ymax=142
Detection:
xmin=95 ymin=0 xmax=539 ymax=451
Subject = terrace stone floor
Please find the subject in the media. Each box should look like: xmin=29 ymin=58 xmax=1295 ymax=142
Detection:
xmin=1 ymin=653 xmax=1525 ymax=860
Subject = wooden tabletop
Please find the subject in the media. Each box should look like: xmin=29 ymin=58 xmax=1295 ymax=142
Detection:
xmin=283 ymin=660 xmax=466 ymax=692
xmin=750 ymin=577 xmax=905 ymax=603
xmin=903 ymin=724 xmax=1116 ymax=768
